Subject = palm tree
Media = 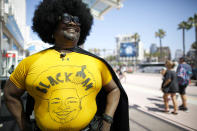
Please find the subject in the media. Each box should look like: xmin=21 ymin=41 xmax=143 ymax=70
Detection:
xmin=132 ymin=33 xmax=140 ymax=54
xmin=155 ymin=29 xmax=166 ymax=61
xmin=131 ymin=33 xmax=140 ymax=57
xmin=102 ymin=48 xmax=106 ymax=58
xmin=97 ymin=48 xmax=100 ymax=56
xmin=178 ymin=21 xmax=191 ymax=57
xmin=188 ymin=13 xmax=197 ymax=67
xmin=93 ymin=48 xmax=97 ymax=55
xmin=131 ymin=33 xmax=140 ymax=71
xmin=188 ymin=13 xmax=197 ymax=45
xmin=88 ymin=48 xmax=93 ymax=53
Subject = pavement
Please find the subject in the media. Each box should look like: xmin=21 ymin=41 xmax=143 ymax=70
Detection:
xmin=123 ymin=73 xmax=197 ymax=131
xmin=129 ymin=106 xmax=187 ymax=131
xmin=0 ymin=72 xmax=197 ymax=131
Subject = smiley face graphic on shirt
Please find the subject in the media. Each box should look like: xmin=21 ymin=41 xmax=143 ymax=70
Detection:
xmin=49 ymin=88 xmax=82 ymax=123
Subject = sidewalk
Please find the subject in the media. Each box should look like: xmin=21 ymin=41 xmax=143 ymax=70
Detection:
xmin=129 ymin=106 xmax=187 ymax=131
xmin=123 ymin=73 xmax=197 ymax=131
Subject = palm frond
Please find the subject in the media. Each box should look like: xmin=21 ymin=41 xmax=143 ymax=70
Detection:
xmin=155 ymin=29 xmax=166 ymax=38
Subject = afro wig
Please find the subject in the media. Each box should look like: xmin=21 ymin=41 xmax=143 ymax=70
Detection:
xmin=32 ymin=0 xmax=93 ymax=46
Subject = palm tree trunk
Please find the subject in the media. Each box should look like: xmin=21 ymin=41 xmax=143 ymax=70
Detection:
xmin=183 ymin=28 xmax=185 ymax=57
xmin=195 ymin=26 xmax=197 ymax=53
xmin=135 ymin=41 xmax=137 ymax=71
xmin=195 ymin=26 xmax=197 ymax=43
xmin=195 ymin=26 xmax=197 ymax=68
xmin=159 ymin=38 xmax=162 ymax=61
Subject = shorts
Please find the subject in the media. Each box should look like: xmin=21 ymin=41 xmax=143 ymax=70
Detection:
xmin=179 ymin=84 xmax=188 ymax=95
xmin=162 ymin=87 xmax=169 ymax=93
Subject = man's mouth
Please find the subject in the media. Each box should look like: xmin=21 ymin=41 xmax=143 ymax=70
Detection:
xmin=63 ymin=26 xmax=80 ymax=33
xmin=60 ymin=25 xmax=80 ymax=41
xmin=67 ymin=28 xmax=75 ymax=33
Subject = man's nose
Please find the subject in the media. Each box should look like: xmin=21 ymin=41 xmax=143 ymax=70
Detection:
xmin=68 ymin=21 xmax=77 ymax=26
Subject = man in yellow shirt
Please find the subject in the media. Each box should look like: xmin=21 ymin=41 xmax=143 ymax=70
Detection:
xmin=4 ymin=0 xmax=129 ymax=130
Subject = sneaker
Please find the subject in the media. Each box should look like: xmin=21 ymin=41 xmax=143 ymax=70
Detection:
xmin=183 ymin=107 xmax=189 ymax=112
xmin=179 ymin=106 xmax=189 ymax=112
xmin=171 ymin=111 xmax=178 ymax=115
xmin=0 ymin=123 xmax=3 ymax=128
xmin=162 ymin=110 xmax=170 ymax=113
xmin=179 ymin=105 xmax=185 ymax=110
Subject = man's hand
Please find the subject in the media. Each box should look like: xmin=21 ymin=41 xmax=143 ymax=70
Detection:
xmin=101 ymin=120 xmax=111 ymax=131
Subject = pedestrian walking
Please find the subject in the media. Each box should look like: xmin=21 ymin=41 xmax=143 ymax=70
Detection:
xmin=116 ymin=66 xmax=126 ymax=83
xmin=176 ymin=57 xmax=192 ymax=111
xmin=8 ymin=64 xmax=15 ymax=74
xmin=161 ymin=60 xmax=179 ymax=114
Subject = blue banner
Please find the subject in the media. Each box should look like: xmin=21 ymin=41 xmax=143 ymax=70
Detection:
xmin=5 ymin=16 xmax=24 ymax=48
xmin=120 ymin=42 xmax=137 ymax=57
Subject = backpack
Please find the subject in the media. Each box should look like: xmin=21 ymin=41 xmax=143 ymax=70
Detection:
xmin=177 ymin=64 xmax=192 ymax=86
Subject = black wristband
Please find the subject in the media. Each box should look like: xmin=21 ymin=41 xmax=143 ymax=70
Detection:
xmin=102 ymin=114 xmax=113 ymax=124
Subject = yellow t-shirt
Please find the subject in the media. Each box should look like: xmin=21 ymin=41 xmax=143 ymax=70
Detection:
xmin=10 ymin=49 xmax=112 ymax=131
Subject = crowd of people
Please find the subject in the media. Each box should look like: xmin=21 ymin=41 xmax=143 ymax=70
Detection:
xmin=160 ymin=57 xmax=192 ymax=115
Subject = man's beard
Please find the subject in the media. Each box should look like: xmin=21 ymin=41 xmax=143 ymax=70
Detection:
xmin=63 ymin=31 xmax=80 ymax=42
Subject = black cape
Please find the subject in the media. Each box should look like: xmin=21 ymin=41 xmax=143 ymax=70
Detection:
xmin=25 ymin=47 xmax=130 ymax=131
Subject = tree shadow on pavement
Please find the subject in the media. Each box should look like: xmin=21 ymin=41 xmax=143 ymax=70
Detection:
xmin=157 ymin=96 xmax=163 ymax=99
xmin=154 ymin=103 xmax=174 ymax=109
xmin=145 ymin=96 xmax=174 ymax=113
xmin=145 ymin=106 xmax=164 ymax=112
xmin=147 ymin=97 xmax=163 ymax=102
xmin=129 ymin=104 xmax=141 ymax=109
xmin=145 ymin=97 xmax=164 ymax=112
xmin=145 ymin=103 xmax=174 ymax=113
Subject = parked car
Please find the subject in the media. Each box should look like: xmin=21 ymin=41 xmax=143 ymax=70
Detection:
xmin=138 ymin=66 xmax=164 ymax=73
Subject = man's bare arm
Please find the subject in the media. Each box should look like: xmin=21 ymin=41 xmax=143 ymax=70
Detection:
xmin=103 ymin=80 xmax=120 ymax=117
xmin=4 ymin=79 xmax=26 ymax=130
xmin=102 ymin=80 xmax=120 ymax=131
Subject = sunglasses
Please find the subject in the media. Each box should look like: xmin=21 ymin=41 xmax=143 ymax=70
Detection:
xmin=60 ymin=13 xmax=81 ymax=26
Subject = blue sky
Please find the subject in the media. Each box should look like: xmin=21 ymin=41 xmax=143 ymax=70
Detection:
xmin=26 ymin=0 xmax=197 ymax=58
